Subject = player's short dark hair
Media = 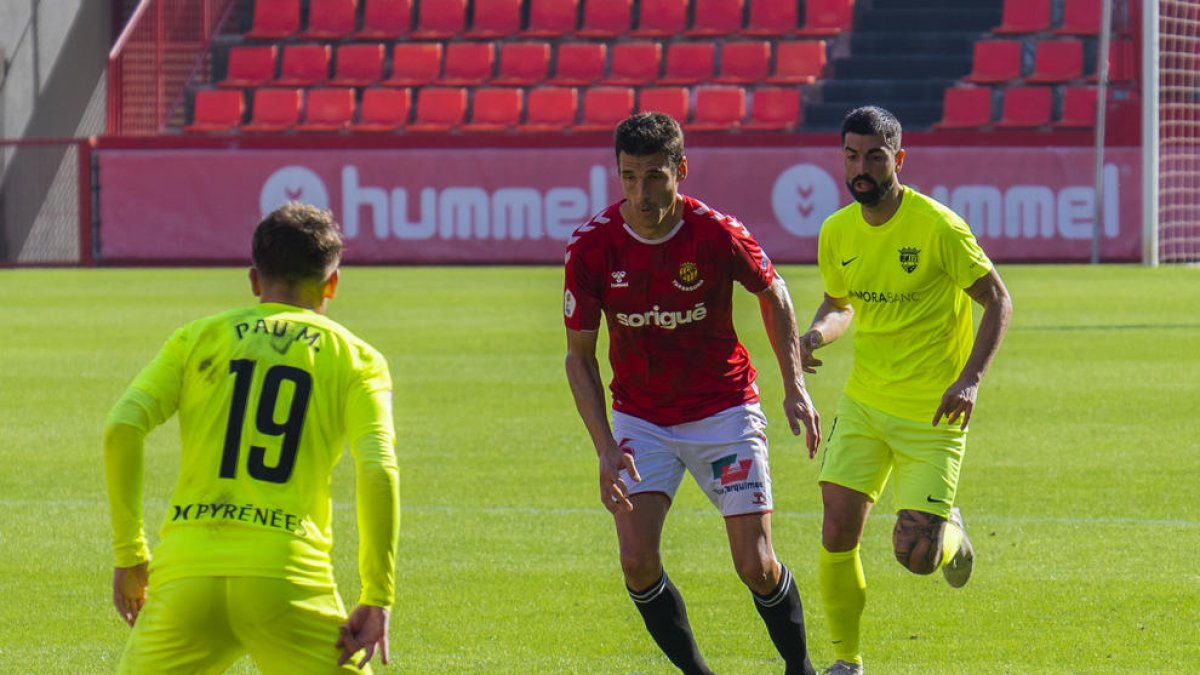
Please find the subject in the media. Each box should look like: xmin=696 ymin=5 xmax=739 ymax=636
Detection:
xmin=614 ymin=112 xmax=684 ymax=167
xmin=841 ymin=106 xmax=903 ymax=154
xmin=252 ymin=202 xmax=343 ymax=285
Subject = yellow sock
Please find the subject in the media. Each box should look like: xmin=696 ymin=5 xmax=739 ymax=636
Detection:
xmin=939 ymin=519 xmax=963 ymax=569
xmin=819 ymin=545 xmax=866 ymax=665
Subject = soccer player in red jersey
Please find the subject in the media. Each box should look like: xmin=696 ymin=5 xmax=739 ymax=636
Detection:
xmin=564 ymin=112 xmax=821 ymax=675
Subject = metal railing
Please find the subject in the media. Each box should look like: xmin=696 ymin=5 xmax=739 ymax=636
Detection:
xmin=106 ymin=0 xmax=237 ymax=136
xmin=0 ymin=138 xmax=94 ymax=266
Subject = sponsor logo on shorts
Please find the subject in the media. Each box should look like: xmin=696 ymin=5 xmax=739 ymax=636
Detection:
xmin=752 ymin=492 xmax=768 ymax=506
xmin=563 ymin=289 xmax=576 ymax=318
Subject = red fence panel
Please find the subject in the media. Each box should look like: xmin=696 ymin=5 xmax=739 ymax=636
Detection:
xmin=107 ymin=0 xmax=236 ymax=136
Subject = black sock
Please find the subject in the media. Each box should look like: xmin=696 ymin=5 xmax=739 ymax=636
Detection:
xmin=752 ymin=564 xmax=816 ymax=675
xmin=628 ymin=571 xmax=714 ymax=675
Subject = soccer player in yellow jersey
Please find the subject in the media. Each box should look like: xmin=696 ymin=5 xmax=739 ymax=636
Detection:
xmin=104 ymin=203 xmax=400 ymax=673
xmin=799 ymin=107 xmax=1012 ymax=675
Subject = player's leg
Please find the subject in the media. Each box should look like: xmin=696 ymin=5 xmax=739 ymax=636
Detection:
xmin=611 ymin=411 xmax=712 ymax=674
xmin=816 ymin=396 xmax=893 ymax=670
xmin=726 ymin=513 xmax=816 ymax=675
xmin=230 ymin=577 xmax=370 ymax=674
xmin=889 ymin=415 xmax=972 ymax=585
xmin=117 ymin=576 xmax=243 ymax=675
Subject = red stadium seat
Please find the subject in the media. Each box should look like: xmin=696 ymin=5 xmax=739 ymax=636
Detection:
xmin=1054 ymin=0 xmax=1102 ymax=35
xmin=518 ymin=87 xmax=578 ymax=131
xmin=411 ymin=0 xmax=466 ymax=38
xmin=994 ymin=86 xmax=1053 ymax=128
xmin=744 ymin=87 xmax=802 ymax=130
xmin=523 ymin=0 xmax=579 ymax=37
xmin=548 ymin=43 xmax=606 ymax=85
xmin=767 ymin=40 xmax=826 ymax=85
xmin=355 ymin=0 xmax=412 ymax=39
xmin=638 ymin=86 xmax=689 ymax=122
xmin=302 ymin=0 xmax=357 ymax=39
xmin=1026 ymin=40 xmax=1085 ymax=83
xmin=298 ymin=87 xmax=355 ymax=131
xmin=743 ymin=0 xmax=798 ymax=36
xmin=352 ymin=87 xmax=411 ymax=131
xmin=688 ymin=0 xmax=745 ymax=36
xmin=963 ymin=40 xmax=1023 ymax=84
xmin=276 ymin=44 xmax=330 ymax=86
xmin=1054 ymin=86 xmax=1098 ymax=128
xmin=187 ymin=90 xmax=245 ymax=132
xmin=993 ymin=0 xmax=1051 ymax=35
xmin=242 ymin=88 xmax=302 ymax=132
xmin=632 ymin=0 xmax=687 ymax=37
xmin=575 ymin=87 xmax=635 ymax=131
xmin=330 ymin=43 xmax=385 ymax=86
xmin=1091 ymin=39 xmax=1135 ymax=83
xmin=407 ymin=87 xmax=468 ymax=131
xmin=715 ymin=41 xmax=771 ymax=84
xmin=578 ymin=0 xmax=632 ymax=37
xmin=245 ymin=0 xmax=300 ymax=38
xmin=796 ymin=0 xmax=855 ymax=37
xmin=465 ymin=0 xmax=521 ymax=38
xmin=220 ymin=46 xmax=277 ymax=88
xmin=659 ymin=42 xmax=716 ymax=85
xmin=605 ymin=42 xmax=662 ymax=86
xmin=933 ymin=87 xmax=993 ymax=129
xmin=688 ymin=86 xmax=745 ymax=130
xmin=441 ymin=42 xmax=495 ymax=85
xmin=493 ymin=42 xmax=551 ymax=85
xmin=385 ymin=43 xmax=442 ymax=86
xmin=463 ymin=87 xmax=523 ymax=131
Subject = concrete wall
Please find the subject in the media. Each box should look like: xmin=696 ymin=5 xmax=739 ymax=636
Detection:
xmin=0 ymin=0 xmax=112 ymax=263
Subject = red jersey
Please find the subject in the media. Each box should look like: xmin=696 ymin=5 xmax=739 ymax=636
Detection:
xmin=564 ymin=195 xmax=776 ymax=426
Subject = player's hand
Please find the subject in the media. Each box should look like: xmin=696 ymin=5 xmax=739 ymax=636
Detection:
xmin=337 ymin=604 xmax=390 ymax=668
xmin=112 ymin=562 xmax=149 ymax=627
xmin=783 ymin=386 xmax=822 ymax=458
xmin=799 ymin=330 xmax=824 ymax=374
xmin=933 ymin=379 xmax=978 ymax=430
xmin=599 ymin=439 xmax=641 ymax=513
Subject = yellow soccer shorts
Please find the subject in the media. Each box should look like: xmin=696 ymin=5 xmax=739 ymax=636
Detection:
xmin=118 ymin=576 xmax=371 ymax=675
xmin=818 ymin=395 xmax=967 ymax=518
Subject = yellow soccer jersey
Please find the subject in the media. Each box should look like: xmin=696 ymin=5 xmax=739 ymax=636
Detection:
xmin=818 ymin=186 xmax=993 ymax=422
xmin=106 ymin=302 xmax=399 ymax=607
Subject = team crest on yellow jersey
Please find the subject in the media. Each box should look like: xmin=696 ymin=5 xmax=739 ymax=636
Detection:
xmin=673 ymin=262 xmax=704 ymax=291
xmin=899 ymin=247 xmax=920 ymax=273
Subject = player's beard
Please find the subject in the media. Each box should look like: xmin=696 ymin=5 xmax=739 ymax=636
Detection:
xmin=846 ymin=173 xmax=894 ymax=206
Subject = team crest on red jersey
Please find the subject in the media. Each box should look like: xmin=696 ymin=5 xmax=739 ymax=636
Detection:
xmin=672 ymin=262 xmax=704 ymax=291
xmin=899 ymin=247 xmax=920 ymax=273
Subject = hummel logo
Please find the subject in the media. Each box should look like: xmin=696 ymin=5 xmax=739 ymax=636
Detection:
xmin=926 ymin=495 xmax=950 ymax=505
xmin=841 ymin=256 xmax=859 ymax=266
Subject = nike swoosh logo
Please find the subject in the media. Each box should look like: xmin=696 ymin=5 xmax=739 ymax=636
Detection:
xmin=927 ymin=495 xmax=950 ymax=505
xmin=841 ymin=256 xmax=858 ymax=266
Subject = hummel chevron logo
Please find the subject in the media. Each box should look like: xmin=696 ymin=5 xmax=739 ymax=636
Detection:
xmin=841 ymin=256 xmax=859 ymax=266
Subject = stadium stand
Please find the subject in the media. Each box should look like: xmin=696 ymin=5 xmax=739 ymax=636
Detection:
xmin=181 ymin=0 xmax=1129 ymax=135
xmin=688 ymin=85 xmax=746 ymax=130
xmin=1053 ymin=86 xmax=1098 ymax=128
xmin=576 ymin=86 xmax=635 ymax=130
xmin=187 ymin=89 xmax=245 ymax=132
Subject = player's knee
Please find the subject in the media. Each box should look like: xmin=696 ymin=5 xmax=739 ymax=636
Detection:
xmin=892 ymin=510 xmax=944 ymax=575
xmin=619 ymin=551 xmax=662 ymax=590
xmin=733 ymin=554 xmax=778 ymax=595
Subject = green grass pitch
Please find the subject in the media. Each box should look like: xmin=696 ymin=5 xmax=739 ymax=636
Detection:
xmin=0 ymin=264 xmax=1197 ymax=674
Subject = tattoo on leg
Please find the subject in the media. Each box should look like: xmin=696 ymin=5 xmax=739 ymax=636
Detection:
xmin=893 ymin=510 xmax=947 ymax=575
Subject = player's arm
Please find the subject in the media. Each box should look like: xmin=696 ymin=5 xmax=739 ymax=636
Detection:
xmin=756 ymin=275 xmax=821 ymax=456
xmin=103 ymin=330 xmax=186 ymax=626
xmin=565 ymin=328 xmax=640 ymax=512
xmin=933 ymin=268 xmax=1012 ymax=429
xmin=340 ymin=366 xmax=400 ymax=668
xmin=799 ymin=294 xmax=854 ymax=374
